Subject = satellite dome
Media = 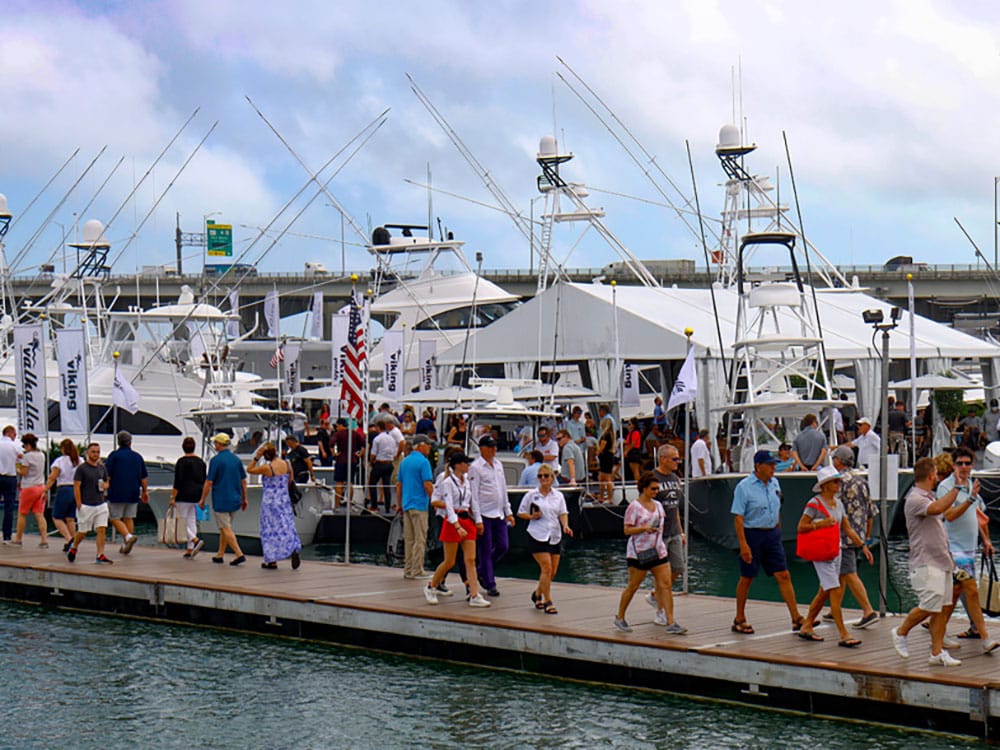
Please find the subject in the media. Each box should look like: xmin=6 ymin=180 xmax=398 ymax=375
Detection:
xmin=0 ymin=194 xmax=8 ymax=216
xmin=538 ymin=135 xmax=558 ymax=157
xmin=717 ymin=124 xmax=741 ymax=150
xmin=81 ymin=219 xmax=109 ymax=246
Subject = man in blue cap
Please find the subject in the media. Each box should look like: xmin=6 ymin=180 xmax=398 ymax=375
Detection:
xmin=730 ymin=449 xmax=805 ymax=634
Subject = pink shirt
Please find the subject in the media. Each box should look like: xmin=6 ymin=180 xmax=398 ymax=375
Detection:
xmin=624 ymin=499 xmax=667 ymax=560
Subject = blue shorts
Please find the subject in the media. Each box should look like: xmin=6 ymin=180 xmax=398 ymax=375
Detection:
xmin=739 ymin=527 xmax=788 ymax=578
xmin=51 ymin=486 xmax=77 ymax=520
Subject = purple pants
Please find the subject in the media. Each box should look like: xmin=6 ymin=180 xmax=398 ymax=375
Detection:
xmin=476 ymin=516 xmax=510 ymax=589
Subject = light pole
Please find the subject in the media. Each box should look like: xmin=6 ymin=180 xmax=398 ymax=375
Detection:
xmin=862 ymin=306 xmax=901 ymax=616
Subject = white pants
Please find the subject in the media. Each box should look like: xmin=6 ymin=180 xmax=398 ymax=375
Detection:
xmin=174 ymin=502 xmax=199 ymax=547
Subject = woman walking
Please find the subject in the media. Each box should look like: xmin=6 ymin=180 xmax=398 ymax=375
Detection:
xmin=248 ymin=442 xmax=302 ymax=570
xmin=596 ymin=417 xmax=618 ymax=504
xmin=170 ymin=437 xmax=207 ymax=558
xmin=45 ymin=438 xmax=80 ymax=551
xmin=13 ymin=433 xmax=48 ymax=547
xmin=795 ymin=466 xmax=871 ymax=647
xmin=613 ymin=471 xmax=686 ymax=634
xmin=518 ymin=466 xmax=573 ymax=614
xmin=424 ymin=452 xmax=490 ymax=607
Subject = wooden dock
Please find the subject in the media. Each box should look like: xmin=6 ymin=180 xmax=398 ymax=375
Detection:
xmin=1 ymin=537 xmax=998 ymax=740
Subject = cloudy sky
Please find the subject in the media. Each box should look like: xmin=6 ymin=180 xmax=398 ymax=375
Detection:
xmin=3 ymin=0 xmax=1000 ymax=280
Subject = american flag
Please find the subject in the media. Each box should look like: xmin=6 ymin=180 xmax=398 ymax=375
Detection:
xmin=339 ymin=288 xmax=367 ymax=419
xmin=269 ymin=345 xmax=285 ymax=369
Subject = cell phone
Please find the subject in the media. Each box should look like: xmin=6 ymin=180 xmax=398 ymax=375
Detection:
xmin=530 ymin=503 xmax=540 ymax=515
xmin=650 ymin=514 xmax=660 ymax=529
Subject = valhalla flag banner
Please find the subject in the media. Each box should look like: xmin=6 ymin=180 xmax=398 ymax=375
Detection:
xmin=382 ymin=329 xmax=404 ymax=401
xmin=667 ymin=346 xmax=698 ymax=410
xmin=418 ymin=339 xmax=436 ymax=391
xmin=264 ymin=289 xmax=280 ymax=338
xmin=113 ymin=366 xmax=140 ymax=415
xmin=284 ymin=341 xmax=302 ymax=399
xmin=310 ymin=292 xmax=324 ymax=339
xmin=56 ymin=328 xmax=89 ymax=436
xmin=14 ymin=324 xmax=47 ymax=435
xmin=330 ymin=312 xmax=349 ymax=390
xmin=621 ymin=362 xmax=640 ymax=407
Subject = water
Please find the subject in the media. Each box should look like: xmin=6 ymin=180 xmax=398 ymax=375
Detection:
xmin=0 ymin=530 xmax=973 ymax=748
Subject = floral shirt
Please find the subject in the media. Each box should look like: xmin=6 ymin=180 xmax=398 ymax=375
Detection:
xmin=838 ymin=468 xmax=877 ymax=548
xmin=624 ymin=499 xmax=668 ymax=560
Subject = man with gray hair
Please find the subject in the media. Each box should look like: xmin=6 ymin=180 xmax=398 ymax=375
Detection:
xmin=105 ymin=430 xmax=147 ymax=555
xmin=645 ymin=443 xmax=687 ymax=624
xmin=828 ymin=445 xmax=877 ymax=628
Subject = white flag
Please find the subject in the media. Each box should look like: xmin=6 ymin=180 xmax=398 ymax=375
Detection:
xmin=264 ymin=289 xmax=280 ymax=338
xmin=667 ymin=346 xmax=698 ymax=410
xmin=113 ymin=367 xmax=140 ymax=415
xmin=310 ymin=291 xmax=324 ymax=339
xmin=14 ymin=324 xmax=47 ymax=435
xmin=382 ymin=329 xmax=404 ymax=400
xmin=284 ymin=341 xmax=302 ymax=399
xmin=227 ymin=290 xmax=240 ymax=339
xmin=330 ymin=312 xmax=349 ymax=389
xmin=621 ymin=362 xmax=640 ymax=407
xmin=419 ymin=339 xmax=437 ymax=391
xmin=56 ymin=329 xmax=89 ymax=436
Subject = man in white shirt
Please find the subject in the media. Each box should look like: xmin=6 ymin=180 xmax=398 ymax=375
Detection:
xmin=690 ymin=429 xmax=711 ymax=478
xmin=0 ymin=425 xmax=20 ymax=543
xmin=849 ymin=417 xmax=881 ymax=469
xmin=369 ymin=421 xmax=397 ymax=512
xmin=534 ymin=426 xmax=561 ymax=475
xmin=468 ymin=435 xmax=513 ymax=597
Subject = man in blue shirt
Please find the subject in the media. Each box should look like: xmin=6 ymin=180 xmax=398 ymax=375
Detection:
xmin=199 ymin=433 xmax=248 ymax=566
xmin=731 ymin=450 xmax=804 ymax=635
xmin=396 ymin=434 xmax=434 ymax=579
xmin=105 ymin=431 xmax=147 ymax=555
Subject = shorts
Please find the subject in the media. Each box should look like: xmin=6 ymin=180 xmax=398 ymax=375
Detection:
xmin=528 ymin=537 xmax=562 ymax=556
xmin=953 ymin=553 xmax=976 ymax=581
xmin=439 ymin=516 xmax=477 ymax=543
xmin=51 ymin=486 xmax=77 ymax=520
xmin=839 ymin=547 xmax=860 ymax=576
xmin=598 ymin=453 xmax=619 ymax=474
xmin=215 ymin=511 xmax=235 ymax=530
xmin=108 ymin=502 xmax=138 ymax=520
xmin=738 ymin=527 xmax=788 ymax=578
xmin=813 ymin=554 xmax=843 ymax=591
xmin=333 ymin=463 xmax=357 ymax=483
xmin=77 ymin=503 xmax=109 ymax=533
xmin=17 ymin=484 xmax=46 ymax=514
xmin=909 ymin=565 xmax=951 ymax=612
xmin=665 ymin=534 xmax=685 ymax=574
xmin=627 ymin=554 xmax=670 ymax=571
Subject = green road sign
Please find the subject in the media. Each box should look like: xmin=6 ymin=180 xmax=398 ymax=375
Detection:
xmin=206 ymin=222 xmax=233 ymax=257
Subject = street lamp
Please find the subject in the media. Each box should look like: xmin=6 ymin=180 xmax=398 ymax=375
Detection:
xmin=863 ymin=306 xmax=901 ymax=616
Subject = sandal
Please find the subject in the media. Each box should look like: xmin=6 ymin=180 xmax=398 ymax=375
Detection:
xmin=542 ymin=601 xmax=558 ymax=615
xmin=838 ymin=638 xmax=862 ymax=648
xmin=731 ymin=619 xmax=755 ymax=635
xmin=797 ymin=631 xmax=824 ymax=642
xmin=261 ymin=562 xmax=278 ymax=570
xmin=957 ymin=629 xmax=982 ymax=639
xmin=792 ymin=617 xmax=820 ymax=632
xmin=533 ymin=592 xmax=546 ymax=609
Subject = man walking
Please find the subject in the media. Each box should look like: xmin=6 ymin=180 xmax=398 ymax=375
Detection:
xmin=67 ymin=443 xmax=112 ymax=564
xmin=199 ymin=433 xmax=248 ymax=566
xmin=890 ymin=457 xmax=961 ymax=666
xmin=469 ymin=435 xmax=513 ymax=597
xmin=646 ymin=444 xmax=686 ymax=625
xmin=731 ymin=450 xmax=805 ymax=634
xmin=369 ymin=419 xmax=397 ymax=512
xmin=105 ymin=431 xmax=146 ymax=555
xmin=0 ymin=425 xmax=19 ymax=543
xmin=396 ymin=434 xmax=434 ymax=579
xmin=828 ymin=446 xmax=878 ymax=628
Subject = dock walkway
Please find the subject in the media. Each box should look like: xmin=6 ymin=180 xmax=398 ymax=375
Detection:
xmin=0 ymin=538 xmax=997 ymax=739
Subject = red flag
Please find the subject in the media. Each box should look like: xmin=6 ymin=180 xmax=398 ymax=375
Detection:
xmin=339 ymin=289 xmax=367 ymax=419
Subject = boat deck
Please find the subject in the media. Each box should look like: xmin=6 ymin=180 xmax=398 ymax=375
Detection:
xmin=1 ymin=537 xmax=997 ymax=739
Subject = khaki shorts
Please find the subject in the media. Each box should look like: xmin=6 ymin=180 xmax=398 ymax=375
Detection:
xmin=214 ymin=511 xmax=235 ymax=529
xmin=77 ymin=503 xmax=109 ymax=533
xmin=909 ymin=565 xmax=951 ymax=612
xmin=665 ymin=534 xmax=685 ymax=574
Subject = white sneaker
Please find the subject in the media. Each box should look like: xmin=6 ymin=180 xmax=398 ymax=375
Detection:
xmin=942 ymin=636 xmax=960 ymax=649
xmin=890 ymin=626 xmax=909 ymax=658
xmin=423 ymin=585 xmax=439 ymax=605
xmin=468 ymin=593 xmax=491 ymax=608
xmin=983 ymin=640 xmax=1000 ymax=655
xmin=654 ymin=609 xmax=667 ymax=626
xmin=614 ymin=616 xmax=632 ymax=633
xmin=645 ymin=590 xmax=657 ymax=608
xmin=928 ymin=650 xmax=962 ymax=667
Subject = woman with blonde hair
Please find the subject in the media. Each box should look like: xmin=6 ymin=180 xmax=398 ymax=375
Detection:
xmin=596 ymin=417 xmax=618 ymax=504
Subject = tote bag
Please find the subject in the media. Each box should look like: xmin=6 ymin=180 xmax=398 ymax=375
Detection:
xmin=157 ymin=505 xmax=185 ymax=545
xmin=795 ymin=500 xmax=841 ymax=562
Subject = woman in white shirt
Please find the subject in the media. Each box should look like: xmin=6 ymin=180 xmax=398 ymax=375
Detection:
xmin=44 ymin=438 xmax=81 ymax=550
xmin=13 ymin=433 xmax=49 ymax=547
xmin=518 ymin=466 xmax=574 ymax=614
xmin=425 ymin=453 xmax=490 ymax=607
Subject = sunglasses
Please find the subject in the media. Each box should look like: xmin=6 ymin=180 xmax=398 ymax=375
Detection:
xmin=538 ymin=473 xmax=554 ymax=479
xmin=955 ymin=460 xmax=973 ymax=466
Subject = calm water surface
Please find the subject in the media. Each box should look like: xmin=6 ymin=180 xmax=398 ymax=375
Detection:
xmin=0 ymin=530 xmax=973 ymax=748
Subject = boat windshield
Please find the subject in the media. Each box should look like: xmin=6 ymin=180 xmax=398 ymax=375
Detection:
xmin=103 ymin=315 xmax=229 ymax=368
xmin=414 ymin=301 xmax=519 ymax=331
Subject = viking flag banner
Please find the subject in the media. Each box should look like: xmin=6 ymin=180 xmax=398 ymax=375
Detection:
xmin=667 ymin=345 xmax=698 ymax=410
xmin=419 ymin=339 xmax=437 ymax=391
xmin=330 ymin=312 xmax=349 ymax=391
xmin=382 ymin=329 xmax=404 ymax=401
xmin=56 ymin=328 xmax=89 ymax=436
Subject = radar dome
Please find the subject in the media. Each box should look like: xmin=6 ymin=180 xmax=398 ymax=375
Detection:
xmin=81 ymin=219 xmax=109 ymax=246
xmin=538 ymin=135 xmax=558 ymax=157
xmin=717 ymin=124 xmax=741 ymax=150
xmin=0 ymin=194 xmax=8 ymax=216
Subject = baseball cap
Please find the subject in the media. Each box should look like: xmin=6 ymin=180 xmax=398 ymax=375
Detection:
xmin=448 ymin=452 xmax=472 ymax=467
xmin=411 ymin=434 xmax=433 ymax=447
xmin=832 ymin=445 xmax=855 ymax=466
xmin=211 ymin=433 xmax=231 ymax=446
xmin=752 ymin=449 xmax=778 ymax=465
xmin=478 ymin=435 xmax=497 ymax=448
xmin=856 ymin=417 xmax=871 ymax=426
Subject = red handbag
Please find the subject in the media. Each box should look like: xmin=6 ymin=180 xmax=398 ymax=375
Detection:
xmin=795 ymin=500 xmax=841 ymax=562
